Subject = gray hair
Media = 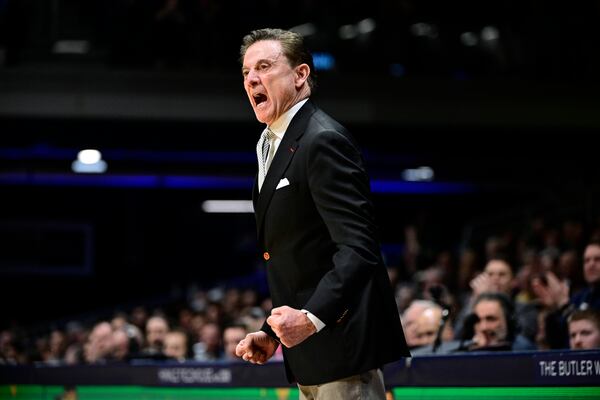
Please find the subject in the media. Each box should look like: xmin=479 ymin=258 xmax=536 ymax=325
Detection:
xmin=240 ymin=28 xmax=316 ymax=90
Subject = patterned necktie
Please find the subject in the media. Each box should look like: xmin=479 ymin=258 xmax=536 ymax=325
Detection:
xmin=257 ymin=128 xmax=275 ymax=190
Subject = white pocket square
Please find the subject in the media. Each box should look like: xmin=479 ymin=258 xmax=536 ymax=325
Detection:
xmin=276 ymin=178 xmax=290 ymax=190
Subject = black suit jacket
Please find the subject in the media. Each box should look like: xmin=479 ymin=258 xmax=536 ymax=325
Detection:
xmin=253 ymin=100 xmax=410 ymax=385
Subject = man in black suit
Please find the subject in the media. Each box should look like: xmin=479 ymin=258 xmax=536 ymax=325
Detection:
xmin=235 ymin=28 xmax=410 ymax=399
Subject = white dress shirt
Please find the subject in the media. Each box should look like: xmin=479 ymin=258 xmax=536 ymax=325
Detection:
xmin=264 ymin=98 xmax=308 ymax=174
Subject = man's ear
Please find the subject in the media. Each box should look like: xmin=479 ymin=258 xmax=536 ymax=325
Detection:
xmin=294 ymin=63 xmax=310 ymax=88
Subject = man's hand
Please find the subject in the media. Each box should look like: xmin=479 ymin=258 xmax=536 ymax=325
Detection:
xmin=472 ymin=324 xmax=506 ymax=348
xmin=470 ymin=272 xmax=494 ymax=296
xmin=266 ymin=306 xmax=316 ymax=348
xmin=531 ymin=271 xmax=570 ymax=309
xmin=472 ymin=329 xmax=497 ymax=348
xmin=235 ymin=331 xmax=278 ymax=364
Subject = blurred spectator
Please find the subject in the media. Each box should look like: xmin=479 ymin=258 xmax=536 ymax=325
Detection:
xmin=574 ymin=241 xmax=600 ymax=310
xmin=454 ymin=257 xmax=538 ymax=344
xmin=111 ymin=329 xmax=131 ymax=362
xmin=222 ymin=288 xmax=241 ymax=320
xmin=464 ymin=293 xmax=536 ymax=351
xmin=222 ymin=323 xmax=248 ymax=360
xmin=240 ymin=289 xmax=259 ymax=311
xmin=401 ymin=300 xmax=439 ymax=348
xmin=568 ymin=309 xmax=600 ymax=350
xmin=205 ymin=301 xmax=224 ymax=326
xmin=142 ymin=315 xmax=170 ymax=357
xmin=557 ymin=249 xmax=585 ymax=294
xmin=188 ymin=312 xmax=207 ymax=339
xmin=415 ymin=266 xmax=445 ymax=300
xmin=130 ymin=306 xmax=149 ymax=332
xmin=193 ymin=322 xmax=222 ymax=361
xmin=84 ymin=322 xmax=113 ymax=364
xmin=0 ymin=329 xmax=26 ymax=364
xmin=111 ymin=313 xmax=128 ymax=331
xmin=46 ymin=329 xmax=67 ymax=364
xmin=63 ymin=321 xmax=86 ymax=365
xmin=533 ymin=241 xmax=600 ymax=348
xmin=177 ymin=307 xmax=195 ymax=334
xmin=163 ymin=330 xmax=189 ymax=361
xmin=413 ymin=306 xmax=453 ymax=348
xmin=395 ymin=283 xmax=417 ymax=314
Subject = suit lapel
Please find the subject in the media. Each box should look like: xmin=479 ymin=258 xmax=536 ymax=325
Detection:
xmin=252 ymin=174 xmax=259 ymax=216
xmin=255 ymin=100 xmax=315 ymax=235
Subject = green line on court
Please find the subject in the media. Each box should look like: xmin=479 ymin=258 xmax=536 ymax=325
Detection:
xmin=391 ymin=386 xmax=600 ymax=399
xmin=2 ymin=385 xmax=600 ymax=400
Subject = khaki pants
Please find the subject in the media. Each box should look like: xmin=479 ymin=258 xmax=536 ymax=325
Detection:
xmin=298 ymin=369 xmax=385 ymax=400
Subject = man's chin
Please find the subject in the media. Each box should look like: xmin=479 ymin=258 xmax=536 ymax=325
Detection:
xmin=254 ymin=111 xmax=274 ymax=125
xmin=253 ymin=110 xmax=267 ymax=123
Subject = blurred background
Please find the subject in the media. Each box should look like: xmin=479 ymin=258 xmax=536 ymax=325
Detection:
xmin=1 ymin=0 xmax=599 ymax=346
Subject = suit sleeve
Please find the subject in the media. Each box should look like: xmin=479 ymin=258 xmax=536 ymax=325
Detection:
xmin=302 ymin=129 xmax=382 ymax=325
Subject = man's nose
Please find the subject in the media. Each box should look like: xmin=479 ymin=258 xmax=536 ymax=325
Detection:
xmin=480 ymin=321 xmax=492 ymax=330
xmin=245 ymin=70 xmax=259 ymax=85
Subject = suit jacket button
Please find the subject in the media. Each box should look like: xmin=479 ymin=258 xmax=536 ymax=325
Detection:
xmin=263 ymin=252 xmax=270 ymax=261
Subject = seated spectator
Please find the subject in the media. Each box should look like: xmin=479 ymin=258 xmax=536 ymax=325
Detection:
xmin=163 ymin=330 xmax=189 ymax=362
xmin=84 ymin=322 xmax=113 ymax=364
xmin=193 ymin=322 xmax=222 ymax=361
xmin=402 ymin=299 xmax=453 ymax=349
xmin=42 ymin=329 xmax=67 ymax=365
xmin=141 ymin=315 xmax=170 ymax=357
xmin=111 ymin=329 xmax=131 ymax=362
xmin=222 ymin=323 xmax=247 ymax=360
xmin=0 ymin=329 xmax=26 ymax=364
xmin=130 ymin=306 xmax=149 ymax=332
xmin=568 ymin=309 xmax=600 ymax=350
xmin=413 ymin=306 xmax=453 ymax=348
xmin=401 ymin=300 xmax=439 ymax=348
xmin=454 ymin=257 xmax=538 ymax=344
xmin=63 ymin=321 xmax=86 ymax=365
xmin=464 ymin=292 xmax=536 ymax=352
xmin=533 ymin=241 xmax=600 ymax=348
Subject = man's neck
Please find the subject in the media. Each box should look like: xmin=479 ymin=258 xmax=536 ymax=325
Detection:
xmin=269 ymin=97 xmax=309 ymax=135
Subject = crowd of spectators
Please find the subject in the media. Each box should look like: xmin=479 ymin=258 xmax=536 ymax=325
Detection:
xmin=396 ymin=214 xmax=600 ymax=355
xmin=0 ymin=285 xmax=277 ymax=365
xmin=1 ymin=213 xmax=600 ymax=365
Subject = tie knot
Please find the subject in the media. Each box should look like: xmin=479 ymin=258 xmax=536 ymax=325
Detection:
xmin=264 ymin=128 xmax=276 ymax=141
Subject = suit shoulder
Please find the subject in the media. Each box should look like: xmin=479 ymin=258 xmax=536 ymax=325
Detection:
xmin=309 ymin=107 xmax=346 ymax=134
xmin=305 ymin=107 xmax=357 ymax=148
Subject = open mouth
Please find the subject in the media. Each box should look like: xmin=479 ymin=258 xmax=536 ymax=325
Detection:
xmin=253 ymin=93 xmax=267 ymax=106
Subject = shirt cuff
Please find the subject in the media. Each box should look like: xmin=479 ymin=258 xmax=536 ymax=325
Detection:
xmin=301 ymin=309 xmax=326 ymax=332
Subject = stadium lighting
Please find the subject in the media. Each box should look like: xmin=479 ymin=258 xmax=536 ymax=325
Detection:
xmin=201 ymin=200 xmax=254 ymax=213
xmin=72 ymin=149 xmax=107 ymax=173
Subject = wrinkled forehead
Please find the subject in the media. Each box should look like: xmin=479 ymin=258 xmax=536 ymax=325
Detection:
xmin=243 ymin=40 xmax=286 ymax=66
